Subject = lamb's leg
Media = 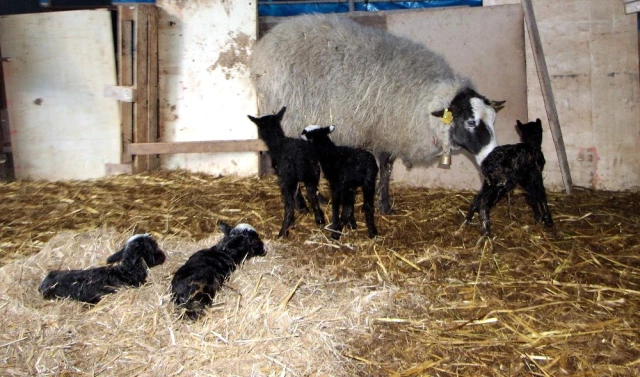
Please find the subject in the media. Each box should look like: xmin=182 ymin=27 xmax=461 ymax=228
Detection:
xmin=329 ymin=186 xmax=343 ymax=239
xmin=337 ymin=188 xmax=356 ymax=240
xmin=278 ymin=182 xmax=297 ymax=238
xmin=362 ymin=180 xmax=378 ymax=238
xmin=294 ymin=184 xmax=309 ymax=214
xmin=376 ymin=151 xmax=395 ymax=214
xmin=478 ymin=186 xmax=504 ymax=236
xmin=529 ymin=174 xmax=554 ymax=227
xmin=305 ymin=183 xmax=326 ymax=225
xmin=522 ymin=173 xmax=544 ymax=223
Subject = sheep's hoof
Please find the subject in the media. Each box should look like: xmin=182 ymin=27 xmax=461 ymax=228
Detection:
xmin=277 ymin=229 xmax=289 ymax=238
xmin=330 ymin=232 xmax=341 ymax=240
xmin=378 ymin=203 xmax=394 ymax=215
xmin=315 ymin=215 xmax=326 ymax=225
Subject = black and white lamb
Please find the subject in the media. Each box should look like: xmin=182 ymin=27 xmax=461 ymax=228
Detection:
xmin=251 ymin=13 xmax=505 ymax=214
xmin=466 ymin=118 xmax=554 ymax=235
xmin=38 ymin=234 xmax=166 ymax=304
xmin=248 ymin=106 xmax=325 ymax=237
xmin=171 ymin=221 xmax=266 ymax=320
xmin=301 ymin=125 xmax=379 ymax=240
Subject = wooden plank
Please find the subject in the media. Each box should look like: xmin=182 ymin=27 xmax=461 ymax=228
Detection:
xmin=104 ymin=85 xmax=135 ymax=102
xmin=129 ymin=140 xmax=268 ymax=155
xmin=522 ymin=0 xmax=573 ymax=194
xmin=133 ymin=5 xmax=149 ymax=173
xmin=118 ymin=5 xmax=134 ymax=164
xmin=624 ymin=0 xmax=640 ymax=14
xmin=147 ymin=5 xmax=159 ymax=170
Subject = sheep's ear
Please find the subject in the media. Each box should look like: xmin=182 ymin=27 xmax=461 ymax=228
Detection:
xmin=247 ymin=115 xmax=259 ymax=125
xmin=218 ymin=221 xmax=233 ymax=236
xmin=276 ymin=106 xmax=287 ymax=120
xmin=106 ymin=247 xmax=126 ymax=264
xmin=489 ymin=100 xmax=506 ymax=113
xmin=431 ymin=109 xmax=445 ymax=118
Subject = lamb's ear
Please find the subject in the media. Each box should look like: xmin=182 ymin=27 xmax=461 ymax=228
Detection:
xmin=536 ymin=118 xmax=542 ymax=126
xmin=106 ymin=247 xmax=126 ymax=264
xmin=431 ymin=109 xmax=446 ymax=118
xmin=516 ymin=120 xmax=523 ymax=126
xmin=218 ymin=221 xmax=233 ymax=236
xmin=247 ymin=115 xmax=259 ymax=125
xmin=328 ymin=125 xmax=336 ymax=133
xmin=276 ymin=106 xmax=287 ymax=120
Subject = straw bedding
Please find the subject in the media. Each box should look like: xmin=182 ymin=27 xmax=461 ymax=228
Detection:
xmin=1 ymin=170 xmax=639 ymax=376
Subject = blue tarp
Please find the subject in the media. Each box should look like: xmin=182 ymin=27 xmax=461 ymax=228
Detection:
xmin=259 ymin=1 xmax=482 ymax=17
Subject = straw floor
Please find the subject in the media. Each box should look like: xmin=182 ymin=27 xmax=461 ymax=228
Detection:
xmin=1 ymin=170 xmax=639 ymax=376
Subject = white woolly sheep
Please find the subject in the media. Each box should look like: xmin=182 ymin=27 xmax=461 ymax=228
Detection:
xmin=251 ymin=13 xmax=505 ymax=213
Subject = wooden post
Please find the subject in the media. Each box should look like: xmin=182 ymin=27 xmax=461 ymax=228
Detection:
xmin=117 ymin=6 xmax=134 ymax=165
xmin=522 ymin=0 xmax=573 ymax=194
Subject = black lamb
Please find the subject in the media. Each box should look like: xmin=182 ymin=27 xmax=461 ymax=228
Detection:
xmin=248 ymin=106 xmax=325 ymax=237
xmin=38 ymin=234 xmax=166 ymax=304
xmin=466 ymin=118 xmax=554 ymax=235
xmin=301 ymin=125 xmax=379 ymax=240
xmin=171 ymin=221 xmax=266 ymax=320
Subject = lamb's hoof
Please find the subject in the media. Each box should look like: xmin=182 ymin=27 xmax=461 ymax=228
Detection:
xmin=315 ymin=215 xmax=326 ymax=225
xmin=368 ymin=229 xmax=378 ymax=239
xmin=330 ymin=232 xmax=341 ymax=240
xmin=317 ymin=193 xmax=329 ymax=204
xmin=297 ymin=207 xmax=310 ymax=214
xmin=348 ymin=220 xmax=357 ymax=230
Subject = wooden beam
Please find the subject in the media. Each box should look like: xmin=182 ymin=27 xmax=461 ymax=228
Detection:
xmin=147 ymin=5 xmax=159 ymax=170
xmin=129 ymin=140 xmax=268 ymax=155
xmin=133 ymin=5 xmax=150 ymax=173
xmin=624 ymin=0 xmax=640 ymax=14
xmin=521 ymin=0 xmax=573 ymax=194
xmin=118 ymin=5 xmax=134 ymax=164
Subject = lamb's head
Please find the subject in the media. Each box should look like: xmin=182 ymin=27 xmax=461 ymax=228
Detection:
xmin=247 ymin=106 xmax=287 ymax=139
xmin=516 ymin=118 xmax=543 ymax=147
xmin=300 ymin=124 xmax=335 ymax=142
xmin=217 ymin=221 xmax=266 ymax=263
xmin=106 ymin=234 xmax=166 ymax=268
xmin=431 ymin=88 xmax=505 ymax=165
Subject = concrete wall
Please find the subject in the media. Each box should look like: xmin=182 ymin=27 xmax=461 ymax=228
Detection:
xmin=486 ymin=0 xmax=640 ymax=191
xmin=156 ymin=0 xmax=259 ymax=176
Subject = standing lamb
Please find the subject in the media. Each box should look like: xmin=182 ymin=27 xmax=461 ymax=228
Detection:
xmin=465 ymin=118 xmax=554 ymax=235
xmin=248 ymin=106 xmax=325 ymax=237
xmin=301 ymin=125 xmax=378 ymax=240
xmin=38 ymin=234 xmax=166 ymax=304
xmin=251 ymin=13 xmax=505 ymax=214
xmin=171 ymin=221 xmax=266 ymax=320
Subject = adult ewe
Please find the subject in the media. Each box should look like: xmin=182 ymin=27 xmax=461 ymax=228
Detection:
xmin=251 ymin=13 xmax=505 ymax=213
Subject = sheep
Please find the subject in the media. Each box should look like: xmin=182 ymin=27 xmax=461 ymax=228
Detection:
xmin=248 ymin=106 xmax=325 ymax=237
xmin=38 ymin=234 xmax=166 ymax=304
xmin=465 ymin=118 xmax=554 ymax=235
xmin=251 ymin=13 xmax=505 ymax=214
xmin=301 ymin=125 xmax=378 ymax=240
xmin=171 ymin=221 xmax=266 ymax=320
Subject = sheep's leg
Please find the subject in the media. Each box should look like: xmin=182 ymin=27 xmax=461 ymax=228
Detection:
xmin=376 ymin=151 xmax=395 ymax=214
xmin=305 ymin=183 xmax=326 ymax=225
xmin=294 ymin=184 xmax=309 ymax=214
xmin=362 ymin=181 xmax=378 ymax=238
xmin=278 ymin=182 xmax=297 ymax=238
xmin=329 ymin=186 xmax=344 ymax=239
xmin=338 ymin=188 xmax=356 ymax=240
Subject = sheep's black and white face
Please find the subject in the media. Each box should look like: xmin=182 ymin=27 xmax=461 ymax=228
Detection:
xmin=107 ymin=234 xmax=166 ymax=267
xmin=300 ymin=125 xmax=335 ymax=141
xmin=218 ymin=222 xmax=267 ymax=259
xmin=432 ymin=88 xmax=505 ymax=164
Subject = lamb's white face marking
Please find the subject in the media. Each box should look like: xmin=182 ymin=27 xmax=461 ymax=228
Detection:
xmin=470 ymin=97 xmax=498 ymax=165
xmin=127 ymin=233 xmax=151 ymax=244
xmin=329 ymin=125 xmax=336 ymax=132
xmin=303 ymin=125 xmax=322 ymax=132
xmin=233 ymin=223 xmax=256 ymax=233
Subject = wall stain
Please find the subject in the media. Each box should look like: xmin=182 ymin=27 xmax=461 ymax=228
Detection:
xmin=208 ymin=32 xmax=253 ymax=80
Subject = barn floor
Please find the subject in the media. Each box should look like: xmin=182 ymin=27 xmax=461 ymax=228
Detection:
xmin=1 ymin=169 xmax=639 ymax=376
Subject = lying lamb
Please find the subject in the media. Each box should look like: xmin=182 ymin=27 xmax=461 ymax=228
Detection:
xmin=466 ymin=118 xmax=554 ymax=235
xmin=248 ymin=106 xmax=325 ymax=237
xmin=171 ymin=221 xmax=266 ymax=320
xmin=39 ymin=234 xmax=166 ymax=304
xmin=301 ymin=125 xmax=379 ymax=240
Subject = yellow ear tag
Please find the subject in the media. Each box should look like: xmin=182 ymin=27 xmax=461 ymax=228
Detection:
xmin=441 ymin=108 xmax=453 ymax=125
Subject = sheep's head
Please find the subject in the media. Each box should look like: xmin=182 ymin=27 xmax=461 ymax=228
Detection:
xmin=107 ymin=234 xmax=166 ymax=268
xmin=247 ymin=106 xmax=287 ymax=139
xmin=516 ymin=118 xmax=543 ymax=147
xmin=431 ymin=88 xmax=505 ymax=165
xmin=300 ymin=124 xmax=335 ymax=142
xmin=218 ymin=221 xmax=266 ymax=263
